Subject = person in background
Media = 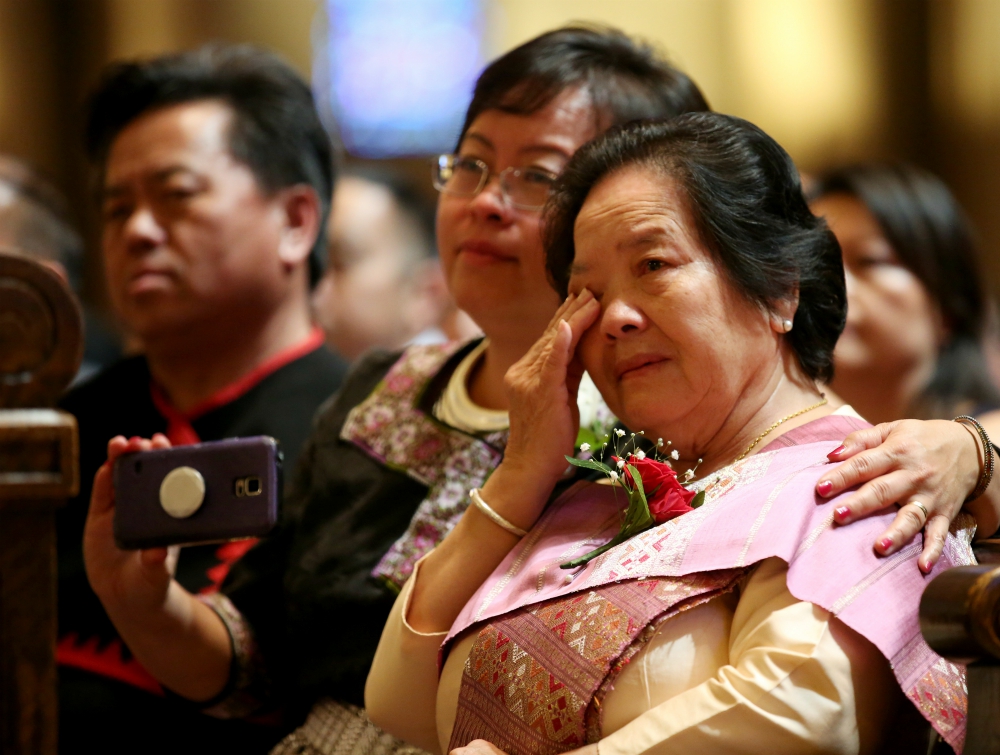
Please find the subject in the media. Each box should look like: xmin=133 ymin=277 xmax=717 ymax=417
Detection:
xmin=809 ymin=165 xmax=1000 ymax=561
xmin=811 ymin=163 xmax=1000 ymax=431
xmin=312 ymin=169 xmax=477 ymax=359
xmin=57 ymin=45 xmax=347 ymax=754
xmin=0 ymin=154 xmax=121 ymax=380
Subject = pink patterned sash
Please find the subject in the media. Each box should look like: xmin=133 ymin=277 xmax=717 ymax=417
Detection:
xmin=445 ymin=416 xmax=974 ymax=753
xmin=450 ymin=571 xmax=744 ymax=755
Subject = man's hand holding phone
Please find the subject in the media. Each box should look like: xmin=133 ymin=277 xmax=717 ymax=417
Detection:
xmin=84 ymin=434 xmax=178 ymax=619
xmin=83 ymin=434 xmax=236 ymax=703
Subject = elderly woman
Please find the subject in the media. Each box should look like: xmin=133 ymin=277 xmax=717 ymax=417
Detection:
xmin=365 ymin=114 xmax=973 ymax=755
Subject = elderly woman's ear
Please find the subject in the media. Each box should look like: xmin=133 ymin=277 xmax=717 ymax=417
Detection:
xmin=769 ymin=293 xmax=799 ymax=334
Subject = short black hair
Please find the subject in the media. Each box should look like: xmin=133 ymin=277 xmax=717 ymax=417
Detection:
xmin=85 ymin=44 xmax=334 ymax=287
xmin=458 ymin=25 xmax=710 ymax=146
xmin=545 ymin=113 xmax=846 ymax=382
xmin=812 ymin=163 xmax=1000 ymax=415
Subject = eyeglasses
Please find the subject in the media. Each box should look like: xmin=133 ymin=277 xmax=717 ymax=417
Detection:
xmin=432 ymin=154 xmax=557 ymax=211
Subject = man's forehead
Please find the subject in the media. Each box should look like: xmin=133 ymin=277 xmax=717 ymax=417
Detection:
xmin=103 ymin=100 xmax=236 ymax=181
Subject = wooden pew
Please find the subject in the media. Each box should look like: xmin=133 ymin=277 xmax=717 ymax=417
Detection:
xmin=0 ymin=250 xmax=82 ymax=755
xmin=921 ymin=539 xmax=1000 ymax=753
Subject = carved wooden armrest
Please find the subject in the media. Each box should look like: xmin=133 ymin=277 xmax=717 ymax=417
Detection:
xmin=0 ymin=250 xmax=82 ymax=755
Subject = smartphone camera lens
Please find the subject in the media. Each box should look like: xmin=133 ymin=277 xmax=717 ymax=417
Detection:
xmin=245 ymin=477 xmax=261 ymax=496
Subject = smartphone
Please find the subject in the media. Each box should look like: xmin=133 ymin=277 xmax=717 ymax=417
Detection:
xmin=113 ymin=436 xmax=282 ymax=549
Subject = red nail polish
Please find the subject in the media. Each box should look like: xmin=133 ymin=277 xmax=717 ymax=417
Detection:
xmin=817 ymin=480 xmax=833 ymax=497
xmin=827 ymin=445 xmax=846 ymax=458
xmin=878 ymin=538 xmax=894 ymax=552
xmin=834 ymin=506 xmax=850 ymax=520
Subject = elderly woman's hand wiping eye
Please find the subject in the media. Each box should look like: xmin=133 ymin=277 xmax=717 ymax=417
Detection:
xmin=497 ymin=288 xmax=601 ymax=505
xmin=816 ymin=418 xmax=997 ymax=572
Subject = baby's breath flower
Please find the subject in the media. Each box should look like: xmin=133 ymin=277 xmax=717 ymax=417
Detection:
xmin=610 ymin=470 xmax=620 ymax=481
xmin=657 ymin=438 xmax=663 ymax=447
xmin=634 ymin=449 xmax=646 ymax=460
xmin=580 ymin=442 xmax=591 ymax=452
xmin=615 ymin=428 xmax=626 ymax=438
xmin=670 ymin=450 xmax=679 ymax=461
xmin=617 ymin=458 xmax=626 ymax=469
xmin=684 ymin=470 xmax=695 ymax=481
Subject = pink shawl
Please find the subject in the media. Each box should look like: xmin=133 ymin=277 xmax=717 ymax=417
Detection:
xmin=445 ymin=415 xmax=975 ymax=751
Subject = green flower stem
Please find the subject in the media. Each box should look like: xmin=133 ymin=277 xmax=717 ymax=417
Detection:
xmin=560 ymin=530 xmax=634 ymax=570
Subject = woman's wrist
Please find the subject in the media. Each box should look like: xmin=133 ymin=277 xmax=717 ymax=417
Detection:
xmin=954 ymin=417 xmax=994 ymax=500
xmin=479 ymin=460 xmax=556 ymax=534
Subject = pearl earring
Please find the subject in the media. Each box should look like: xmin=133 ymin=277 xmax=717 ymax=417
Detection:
xmin=782 ymin=318 xmax=793 ymax=333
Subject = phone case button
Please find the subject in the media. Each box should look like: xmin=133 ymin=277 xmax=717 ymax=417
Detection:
xmin=159 ymin=466 xmax=206 ymax=518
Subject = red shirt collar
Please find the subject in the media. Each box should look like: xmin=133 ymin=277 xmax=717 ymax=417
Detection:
xmin=150 ymin=326 xmax=326 ymax=446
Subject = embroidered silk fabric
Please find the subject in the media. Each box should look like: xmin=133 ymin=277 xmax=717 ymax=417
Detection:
xmin=441 ymin=435 xmax=972 ymax=751
xmin=367 ymin=416 xmax=974 ymax=754
xmin=341 ymin=343 xmax=508 ymax=589
xmin=449 ymin=571 xmax=745 ymax=755
xmin=368 ymin=557 xmax=898 ymax=755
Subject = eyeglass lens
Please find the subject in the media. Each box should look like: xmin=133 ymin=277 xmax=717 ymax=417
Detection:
xmin=434 ymin=155 xmax=553 ymax=210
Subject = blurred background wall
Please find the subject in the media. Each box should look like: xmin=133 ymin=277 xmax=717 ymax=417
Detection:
xmin=0 ymin=0 xmax=996 ymax=310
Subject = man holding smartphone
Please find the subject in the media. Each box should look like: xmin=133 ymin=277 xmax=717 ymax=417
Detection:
xmin=57 ymin=45 xmax=347 ymax=753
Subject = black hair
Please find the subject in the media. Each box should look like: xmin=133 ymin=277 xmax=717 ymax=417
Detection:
xmin=85 ymin=44 xmax=334 ymax=287
xmin=545 ymin=113 xmax=846 ymax=383
xmin=458 ymin=25 xmax=710 ymax=146
xmin=811 ymin=163 xmax=1000 ymax=416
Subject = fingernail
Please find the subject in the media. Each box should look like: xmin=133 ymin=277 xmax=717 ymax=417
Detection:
xmin=834 ymin=506 xmax=850 ymax=521
xmin=817 ymin=480 xmax=833 ymax=497
xmin=827 ymin=445 xmax=846 ymax=459
xmin=878 ymin=537 xmax=894 ymax=553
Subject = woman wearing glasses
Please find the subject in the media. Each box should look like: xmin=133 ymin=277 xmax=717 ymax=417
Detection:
xmin=82 ymin=24 xmax=1000 ymax=755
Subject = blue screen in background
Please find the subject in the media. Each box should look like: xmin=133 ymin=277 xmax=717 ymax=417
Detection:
xmin=321 ymin=0 xmax=485 ymax=157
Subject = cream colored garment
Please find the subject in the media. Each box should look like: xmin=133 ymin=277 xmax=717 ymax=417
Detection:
xmin=366 ymin=558 xmax=900 ymax=755
xmin=432 ymin=340 xmax=509 ymax=434
xmin=432 ymin=339 xmax=610 ymax=435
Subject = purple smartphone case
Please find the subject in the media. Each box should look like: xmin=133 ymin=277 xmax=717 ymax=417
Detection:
xmin=113 ymin=436 xmax=282 ymax=549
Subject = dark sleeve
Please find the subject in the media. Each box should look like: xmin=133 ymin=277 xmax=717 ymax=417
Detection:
xmin=223 ymin=349 xmax=430 ymax=713
xmin=56 ymin=357 xmax=165 ymax=644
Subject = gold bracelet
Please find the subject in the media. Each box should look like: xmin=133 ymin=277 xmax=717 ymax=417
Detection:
xmin=954 ymin=415 xmax=995 ymax=501
xmin=469 ymin=488 xmax=528 ymax=537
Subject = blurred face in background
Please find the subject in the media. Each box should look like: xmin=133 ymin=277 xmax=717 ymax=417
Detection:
xmin=100 ymin=100 xmax=307 ymax=346
xmin=811 ymin=193 xmax=945 ymax=413
xmin=435 ymin=87 xmax=598 ymax=344
xmin=312 ymin=176 xmax=449 ymax=360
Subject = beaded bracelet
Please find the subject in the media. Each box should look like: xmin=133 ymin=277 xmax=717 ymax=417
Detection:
xmin=469 ymin=487 xmax=528 ymax=537
xmin=954 ymin=415 xmax=995 ymax=501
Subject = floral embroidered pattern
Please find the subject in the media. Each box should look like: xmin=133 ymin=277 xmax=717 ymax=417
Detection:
xmin=341 ymin=343 xmax=507 ymax=589
xmin=450 ymin=572 xmax=744 ymax=755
